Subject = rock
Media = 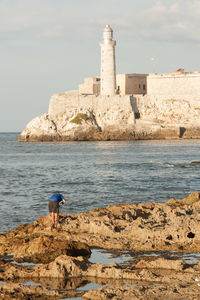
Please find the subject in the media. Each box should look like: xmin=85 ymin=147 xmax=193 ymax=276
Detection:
xmin=18 ymin=113 xmax=59 ymax=142
xmin=2 ymin=200 xmax=200 ymax=299
xmin=0 ymin=282 xmax=83 ymax=300
xmin=2 ymin=192 xmax=200 ymax=256
xmin=2 ymin=193 xmax=200 ymax=298
xmin=32 ymin=192 xmax=200 ymax=252
xmin=1 ymin=254 xmax=199 ymax=281
xmin=0 ymin=224 xmax=91 ymax=263
xmin=1 ymin=254 xmax=200 ymax=299
xmin=135 ymin=257 xmax=183 ymax=271
xmin=190 ymin=161 xmax=200 ymax=166
xmin=83 ymin=284 xmax=200 ymax=300
xmin=166 ymin=191 xmax=200 ymax=207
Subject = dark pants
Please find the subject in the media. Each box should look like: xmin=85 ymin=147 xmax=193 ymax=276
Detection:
xmin=48 ymin=200 xmax=59 ymax=213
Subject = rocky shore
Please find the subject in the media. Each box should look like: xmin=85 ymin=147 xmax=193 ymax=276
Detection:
xmin=1 ymin=192 xmax=200 ymax=299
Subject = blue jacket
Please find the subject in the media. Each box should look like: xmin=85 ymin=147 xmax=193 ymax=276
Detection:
xmin=49 ymin=193 xmax=65 ymax=203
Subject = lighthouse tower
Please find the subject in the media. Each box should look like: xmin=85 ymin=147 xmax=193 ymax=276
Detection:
xmin=100 ymin=25 xmax=116 ymax=96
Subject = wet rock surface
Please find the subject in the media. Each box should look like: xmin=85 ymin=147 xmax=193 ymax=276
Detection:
xmin=83 ymin=284 xmax=200 ymax=300
xmin=1 ymin=254 xmax=200 ymax=299
xmin=0 ymin=281 xmax=84 ymax=300
xmin=1 ymin=192 xmax=200 ymax=299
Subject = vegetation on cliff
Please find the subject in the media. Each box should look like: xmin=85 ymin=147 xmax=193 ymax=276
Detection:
xmin=70 ymin=113 xmax=92 ymax=125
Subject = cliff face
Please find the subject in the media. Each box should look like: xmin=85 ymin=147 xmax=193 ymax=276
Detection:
xmin=18 ymin=91 xmax=200 ymax=142
xmin=18 ymin=93 xmax=137 ymax=142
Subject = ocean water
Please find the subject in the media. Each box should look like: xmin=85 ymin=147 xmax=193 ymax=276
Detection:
xmin=0 ymin=132 xmax=200 ymax=233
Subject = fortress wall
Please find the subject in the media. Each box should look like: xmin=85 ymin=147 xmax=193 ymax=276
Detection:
xmin=134 ymin=94 xmax=200 ymax=125
xmin=147 ymin=73 xmax=200 ymax=101
xmin=94 ymin=95 xmax=135 ymax=127
xmin=48 ymin=91 xmax=80 ymax=117
xmin=48 ymin=93 xmax=135 ymax=127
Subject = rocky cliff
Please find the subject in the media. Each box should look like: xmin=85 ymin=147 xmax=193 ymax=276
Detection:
xmin=18 ymin=91 xmax=200 ymax=142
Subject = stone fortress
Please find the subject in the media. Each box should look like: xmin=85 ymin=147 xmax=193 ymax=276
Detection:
xmin=19 ymin=25 xmax=200 ymax=142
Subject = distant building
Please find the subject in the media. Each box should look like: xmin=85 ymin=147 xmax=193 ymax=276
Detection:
xmin=116 ymin=74 xmax=147 ymax=95
xmin=78 ymin=26 xmax=200 ymax=101
xmin=78 ymin=73 xmax=147 ymax=96
xmin=79 ymin=77 xmax=100 ymax=96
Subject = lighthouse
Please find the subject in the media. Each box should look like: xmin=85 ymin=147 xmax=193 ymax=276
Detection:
xmin=100 ymin=25 xmax=116 ymax=96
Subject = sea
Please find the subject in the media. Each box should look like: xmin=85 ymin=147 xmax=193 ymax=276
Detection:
xmin=1 ymin=132 xmax=200 ymax=233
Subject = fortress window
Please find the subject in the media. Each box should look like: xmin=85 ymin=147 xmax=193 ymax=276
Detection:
xmin=143 ymin=84 xmax=146 ymax=90
xmin=139 ymin=84 xmax=141 ymax=89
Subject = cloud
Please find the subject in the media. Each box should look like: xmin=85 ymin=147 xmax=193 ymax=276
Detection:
xmin=117 ymin=0 xmax=200 ymax=44
xmin=0 ymin=1 xmax=47 ymax=32
xmin=1 ymin=0 xmax=200 ymax=45
xmin=0 ymin=0 xmax=99 ymax=42
xmin=38 ymin=25 xmax=64 ymax=39
xmin=90 ymin=0 xmax=200 ymax=45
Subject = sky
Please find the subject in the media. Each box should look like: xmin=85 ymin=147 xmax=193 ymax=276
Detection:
xmin=1 ymin=0 xmax=200 ymax=132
